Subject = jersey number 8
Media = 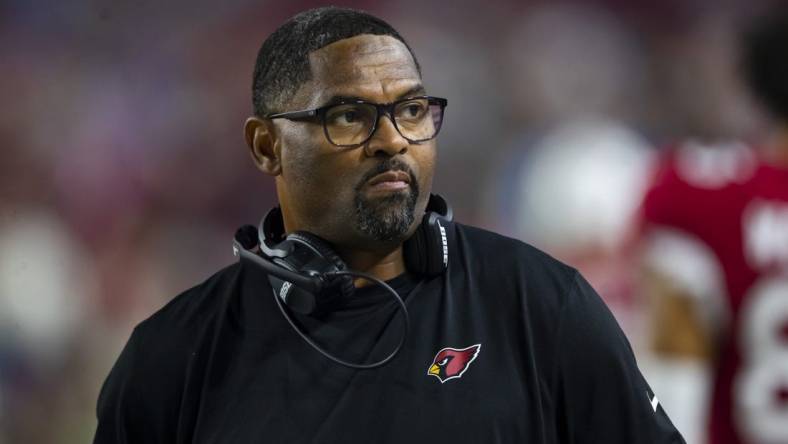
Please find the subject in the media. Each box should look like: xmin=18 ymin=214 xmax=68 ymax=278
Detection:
xmin=735 ymin=276 xmax=788 ymax=443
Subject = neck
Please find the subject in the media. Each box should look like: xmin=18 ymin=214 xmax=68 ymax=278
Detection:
xmin=336 ymin=244 xmax=406 ymax=286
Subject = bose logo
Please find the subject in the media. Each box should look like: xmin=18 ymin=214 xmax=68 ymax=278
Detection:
xmin=279 ymin=281 xmax=292 ymax=301
xmin=437 ymin=220 xmax=448 ymax=266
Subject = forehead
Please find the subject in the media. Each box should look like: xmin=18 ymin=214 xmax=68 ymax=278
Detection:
xmin=304 ymin=34 xmax=422 ymax=105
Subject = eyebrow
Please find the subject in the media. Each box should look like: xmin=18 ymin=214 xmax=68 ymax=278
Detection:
xmin=320 ymin=84 xmax=426 ymax=107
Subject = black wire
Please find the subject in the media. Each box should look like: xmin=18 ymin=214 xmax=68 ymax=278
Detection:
xmin=271 ymin=270 xmax=410 ymax=370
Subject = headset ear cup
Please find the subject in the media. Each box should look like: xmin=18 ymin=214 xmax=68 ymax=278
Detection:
xmin=287 ymin=231 xmax=355 ymax=301
xmin=403 ymin=194 xmax=452 ymax=277
xmin=403 ymin=211 xmax=448 ymax=277
xmin=424 ymin=212 xmax=447 ymax=276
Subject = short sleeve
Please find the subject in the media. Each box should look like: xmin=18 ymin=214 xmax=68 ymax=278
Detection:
xmin=555 ymin=272 xmax=685 ymax=443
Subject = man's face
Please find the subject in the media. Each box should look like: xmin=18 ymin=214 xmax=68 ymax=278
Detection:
xmin=272 ymin=34 xmax=436 ymax=250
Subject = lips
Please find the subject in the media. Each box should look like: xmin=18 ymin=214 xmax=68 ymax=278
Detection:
xmin=367 ymin=170 xmax=411 ymax=187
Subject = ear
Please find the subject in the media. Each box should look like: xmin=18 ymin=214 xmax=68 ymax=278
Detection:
xmin=244 ymin=116 xmax=282 ymax=176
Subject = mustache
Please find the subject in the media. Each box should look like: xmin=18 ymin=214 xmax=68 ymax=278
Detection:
xmin=355 ymin=159 xmax=416 ymax=191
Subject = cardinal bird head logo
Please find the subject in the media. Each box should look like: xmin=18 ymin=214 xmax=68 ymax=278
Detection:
xmin=427 ymin=344 xmax=481 ymax=383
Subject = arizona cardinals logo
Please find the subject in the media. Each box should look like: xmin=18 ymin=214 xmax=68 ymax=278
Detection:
xmin=427 ymin=344 xmax=481 ymax=383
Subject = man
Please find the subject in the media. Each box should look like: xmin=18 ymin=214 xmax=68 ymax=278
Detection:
xmin=640 ymin=7 xmax=788 ymax=444
xmin=94 ymin=7 xmax=683 ymax=443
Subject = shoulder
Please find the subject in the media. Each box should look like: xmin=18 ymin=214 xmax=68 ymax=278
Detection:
xmin=451 ymin=223 xmax=628 ymax=342
xmin=115 ymin=262 xmax=242 ymax=398
xmin=643 ymin=141 xmax=756 ymax=227
xmin=671 ymin=140 xmax=757 ymax=190
xmin=449 ymin=223 xmax=583 ymax=328
xmin=95 ymin=263 xmax=242 ymax=439
xmin=451 ymin=222 xmax=577 ymax=289
xmin=650 ymin=140 xmax=756 ymax=191
xmin=133 ymin=262 xmax=241 ymax=343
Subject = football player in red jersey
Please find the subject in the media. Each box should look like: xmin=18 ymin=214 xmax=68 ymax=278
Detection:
xmin=640 ymin=8 xmax=788 ymax=444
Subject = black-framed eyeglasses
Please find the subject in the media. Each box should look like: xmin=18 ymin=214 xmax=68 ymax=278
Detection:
xmin=265 ymin=96 xmax=448 ymax=148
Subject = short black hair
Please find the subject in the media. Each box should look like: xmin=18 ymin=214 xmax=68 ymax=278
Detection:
xmin=252 ymin=7 xmax=421 ymax=117
xmin=742 ymin=7 xmax=788 ymax=122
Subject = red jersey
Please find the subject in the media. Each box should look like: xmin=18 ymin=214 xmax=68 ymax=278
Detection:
xmin=641 ymin=141 xmax=788 ymax=444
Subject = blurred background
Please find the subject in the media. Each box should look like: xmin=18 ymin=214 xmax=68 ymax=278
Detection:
xmin=1 ymin=0 xmax=784 ymax=442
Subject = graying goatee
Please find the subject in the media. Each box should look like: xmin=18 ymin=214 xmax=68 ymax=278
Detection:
xmin=353 ymin=160 xmax=419 ymax=242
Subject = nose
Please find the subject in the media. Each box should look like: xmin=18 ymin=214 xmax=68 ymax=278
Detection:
xmin=364 ymin=114 xmax=409 ymax=157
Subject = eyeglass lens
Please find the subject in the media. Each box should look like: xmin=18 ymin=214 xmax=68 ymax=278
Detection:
xmin=323 ymin=98 xmax=444 ymax=146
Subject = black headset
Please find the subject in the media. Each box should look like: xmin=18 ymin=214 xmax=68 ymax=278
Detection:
xmin=232 ymin=193 xmax=453 ymax=369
